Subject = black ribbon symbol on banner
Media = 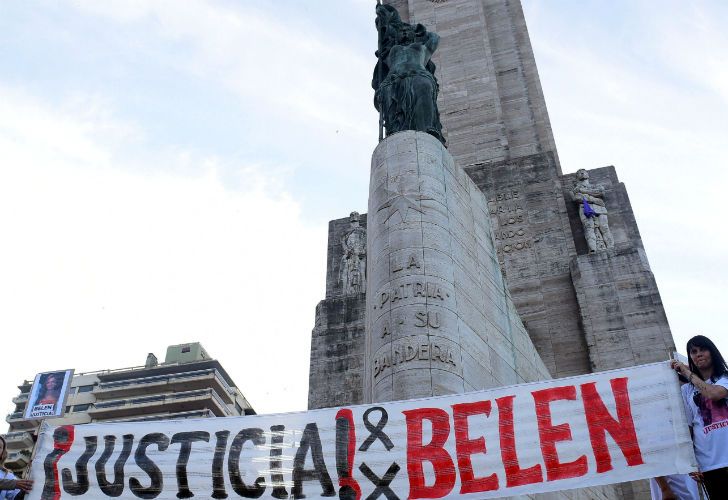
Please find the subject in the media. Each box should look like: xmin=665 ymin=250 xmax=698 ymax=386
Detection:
xmin=358 ymin=407 xmax=394 ymax=452
xmin=358 ymin=463 xmax=400 ymax=500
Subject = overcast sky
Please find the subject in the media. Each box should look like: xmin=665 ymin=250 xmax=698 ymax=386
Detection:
xmin=1 ymin=0 xmax=726 ymax=418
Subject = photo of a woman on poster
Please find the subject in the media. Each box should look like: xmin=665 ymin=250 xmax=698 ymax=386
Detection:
xmin=23 ymin=369 xmax=73 ymax=420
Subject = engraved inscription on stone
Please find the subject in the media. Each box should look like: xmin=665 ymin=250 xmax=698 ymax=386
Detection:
xmin=489 ymin=190 xmax=532 ymax=257
xmin=494 ymin=228 xmax=526 ymax=240
xmin=373 ymin=340 xmax=456 ymax=378
xmin=489 ymin=202 xmax=523 ymax=215
xmin=488 ymin=190 xmax=520 ymax=203
xmin=414 ymin=311 xmax=440 ymax=328
xmin=498 ymin=240 xmax=532 ymax=254
xmin=379 ymin=310 xmax=439 ymax=337
xmin=340 ymin=211 xmax=367 ymax=294
xmin=377 ymin=281 xmax=448 ymax=309
xmin=498 ymin=214 xmax=524 ymax=226
xmin=488 ymin=190 xmax=522 ymax=215
xmin=390 ymin=254 xmax=422 ymax=274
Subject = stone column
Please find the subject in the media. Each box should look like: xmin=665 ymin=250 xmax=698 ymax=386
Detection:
xmin=365 ymin=131 xmax=550 ymax=403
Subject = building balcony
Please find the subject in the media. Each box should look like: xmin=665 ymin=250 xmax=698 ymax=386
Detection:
xmin=12 ymin=393 xmax=29 ymax=404
xmin=105 ymin=409 xmax=215 ymax=424
xmin=5 ymin=412 xmax=37 ymax=430
xmin=3 ymin=431 xmax=34 ymax=449
xmin=94 ymin=368 xmax=235 ymax=404
xmin=89 ymin=388 xmax=230 ymax=420
xmin=5 ymin=449 xmax=32 ymax=469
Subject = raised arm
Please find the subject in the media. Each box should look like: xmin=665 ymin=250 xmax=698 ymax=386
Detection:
xmin=578 ymin=184 xmax=605 ymax=198
xmin=0 ymin=479 xmax=18 ymax=491
xmin=672 ymin=360 xmax=728 ymax=401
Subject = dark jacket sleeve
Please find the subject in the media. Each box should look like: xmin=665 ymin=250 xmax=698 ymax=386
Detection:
xmin=0 ymin=478 xmax=18 ymax=490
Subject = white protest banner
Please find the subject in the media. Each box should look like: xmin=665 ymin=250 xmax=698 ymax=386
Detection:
xmin=28 ymin=362 xmax=695 ymax=500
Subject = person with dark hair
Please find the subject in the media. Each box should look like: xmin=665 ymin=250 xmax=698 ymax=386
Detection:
xmin=36 ymin=372 xmax=63 ymax=406
xmin=0 ymin=436 xmax=33 ymax=499
xmin=672 ymin=335 xmax=728 ymax=497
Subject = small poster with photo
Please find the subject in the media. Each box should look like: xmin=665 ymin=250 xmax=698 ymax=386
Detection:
xmin=23 ymin=369 xmax=74 ymax=420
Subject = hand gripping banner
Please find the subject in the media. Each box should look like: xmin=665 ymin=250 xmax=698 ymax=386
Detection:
xmin=27 ymin=362 xmax=696 ymax=500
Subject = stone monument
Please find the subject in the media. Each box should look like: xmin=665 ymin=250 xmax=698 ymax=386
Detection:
xmin=308 ymin=215 xmax=368 ymax=410
xmin=365 ymin=130 xmax=550 ymax=402
xmin=340 ymin=211 xmax=367 ymax=295
xmin=367 ymin=4 xmax=549 ymax=402
xmin=571 ymin=169 xmax=614 ymax=253
xmin=308 ymin=2 xmax=676 ymax=498
xmin=373 ymin=3 xmax=445 ymax=144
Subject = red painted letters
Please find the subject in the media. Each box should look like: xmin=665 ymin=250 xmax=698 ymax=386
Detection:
xmin=496 ymin=395 xmax=543 ymax=488
xmin=581 ymin=377 xmax=644 ymax=473
xmin=532 ymin=386 xmax=588 ymax=481
xmin=452 ymin=401 xmax=498 ymax=493
xmin=403 ymin=408 xmax=456 ymax=499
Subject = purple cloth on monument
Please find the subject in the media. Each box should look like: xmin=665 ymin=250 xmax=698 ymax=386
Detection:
xmin=582 ymin=197 xmax=597 ymax=218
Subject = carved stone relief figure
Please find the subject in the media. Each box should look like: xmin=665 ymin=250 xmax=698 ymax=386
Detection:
xmin=340 ymin=212 xmax=367 ymax=294
xmin=372 ymin=3 xmax=445 ymax=144
xmin=571 ymin=169 xmax=615 ymax=253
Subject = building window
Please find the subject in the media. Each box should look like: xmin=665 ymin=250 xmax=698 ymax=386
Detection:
xmin=65 ymin=406 xmax=71 ymax=413
xmin=235 ymin=402 xmax=243 ymax=414
xmin=77 ymin=385 xmax=95 ymax=393
xmin=181 ymin=345 xmax=191 ymax=353
xmin=73 ymin=404 xmax=91 ymax=412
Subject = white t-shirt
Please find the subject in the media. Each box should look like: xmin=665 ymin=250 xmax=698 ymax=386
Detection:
xmin=681 ymin=374 xmax=728 ymax=471
xmin=649 ymin=474 xmax=700 ymax=500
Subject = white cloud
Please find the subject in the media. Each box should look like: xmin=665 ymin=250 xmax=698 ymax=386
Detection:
xmin=0 ymin=84 xmax=325 ymax=415
xmin=70 ymin=0 xmax=377 ymax=141
xmin=61 ymin=0 xmax=376 ymax=223
xmin=0 ymin=86 xmax=110 ymax=167
xmin=645 ymin=1 xmax=728 ymax=105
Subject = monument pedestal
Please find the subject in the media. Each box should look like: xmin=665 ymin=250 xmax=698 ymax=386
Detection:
xmin=570 ymin=245 xmax=674 ymax=372
xmin=365 ymin=131 xmax=550 ymax=403
xmin=308 ymin=214 xmax=369 ymax=410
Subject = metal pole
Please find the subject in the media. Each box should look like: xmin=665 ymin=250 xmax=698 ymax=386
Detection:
xmin=376 ymin=0 xmax=384 ymax=141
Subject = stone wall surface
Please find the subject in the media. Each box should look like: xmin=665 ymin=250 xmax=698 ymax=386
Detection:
xmin=365 ymin=131 xmax=550 ymax=402
xmin=465 ymin=153 xmax=591 ymax=379
xmin=308 ymin=295 xmax=366 ymax=410
xmin=308 ymin=215 xmax=368 ymax=410
xmin=570 ymin=247 xmax=675 ymax=371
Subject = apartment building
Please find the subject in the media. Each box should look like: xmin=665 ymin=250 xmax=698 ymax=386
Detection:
xmin=3 ymin=342 xmax=254 ymax=475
